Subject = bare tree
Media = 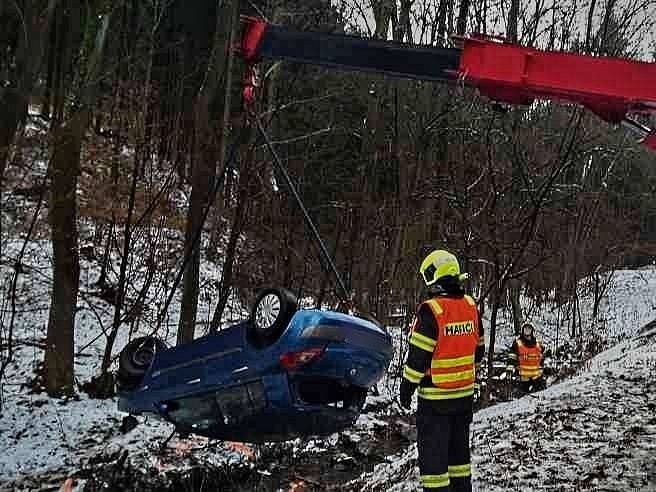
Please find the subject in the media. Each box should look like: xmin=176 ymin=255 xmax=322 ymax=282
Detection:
xmin=177 ymin=0 xmax=241 ymax=344
xmin=0 ymin=0 xmax=57 ymax=177
xmin=44 ymin=8 xmax=111 ymax=396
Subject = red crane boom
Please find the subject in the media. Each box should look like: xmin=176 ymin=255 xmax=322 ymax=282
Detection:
xmin=239 ymin=17 xmax=656 ymax=151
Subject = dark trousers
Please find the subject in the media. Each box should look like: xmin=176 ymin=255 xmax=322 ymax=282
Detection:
xmin=416 ymin=400 xmax=472 ymax=492
xmin=519 ymin=376 xmax=546 ymax=394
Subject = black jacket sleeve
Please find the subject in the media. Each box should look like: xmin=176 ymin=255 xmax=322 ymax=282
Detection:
xmin=402 ymin=304 xmax=438 ymax=388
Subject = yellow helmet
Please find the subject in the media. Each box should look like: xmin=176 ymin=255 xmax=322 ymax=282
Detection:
xmin=419 ymin=249 xmax=468 ymax=287
xmin=521 ymin=321 xmax=535 ymax=337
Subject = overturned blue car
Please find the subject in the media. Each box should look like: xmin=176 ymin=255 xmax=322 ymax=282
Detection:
xmin=117 ymin=288 xmax=393 ymax=442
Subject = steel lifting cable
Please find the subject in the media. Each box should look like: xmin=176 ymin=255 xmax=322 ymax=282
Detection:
xmin=253 ymin=114 xmax=351 ymax=306
xmin=154 ymin=113 xmax=352 ymax=336
xmin=243 ymin=59 xmax=352 ymax=307
xmin=155 ymin=99 xmax=352 ymax=334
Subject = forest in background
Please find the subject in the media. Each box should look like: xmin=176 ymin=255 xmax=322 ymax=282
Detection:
xmin=1 ymin=0 xmax=655 ymax=399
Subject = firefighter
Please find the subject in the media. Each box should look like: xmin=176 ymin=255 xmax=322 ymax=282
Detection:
xmin=506 ymin=321 xmax=545 ymax=393
xmin=399 ymin=249 xmax=485 ymax=492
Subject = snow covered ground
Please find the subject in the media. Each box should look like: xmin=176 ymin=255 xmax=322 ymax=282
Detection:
xmin=0 ymin=236 xmax=249 ymax=490
xmin=482 ymin=267 xmax=656 ymax=354
xmin=1 ymin=229 xmax=655 ymax=491
xmin=356 ymin=288 xmax=656 ymax=492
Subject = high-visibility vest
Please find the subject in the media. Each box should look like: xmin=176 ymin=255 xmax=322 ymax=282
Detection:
xmin=517 ymin=339 xmax=543 ymax=381
xmin=417 ymin=296 xmax=480 ymax=401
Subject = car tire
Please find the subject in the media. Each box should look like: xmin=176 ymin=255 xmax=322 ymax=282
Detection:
xmin=249 ymin=287 xmax=298 ymax=346
xmin=116 ymin=336 xmax=165 ymax=391
xmin=344 ymin=386 xmax=367 ymax=411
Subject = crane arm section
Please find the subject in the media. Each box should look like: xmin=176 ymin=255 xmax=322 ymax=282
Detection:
xmin=239 ymin=17 xmax=656 ymax=151
xmin=240 ymin=18 xmax=461 ymax=82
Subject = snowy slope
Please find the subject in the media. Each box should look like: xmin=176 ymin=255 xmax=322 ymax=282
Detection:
xmin=469 ymin=322 xmax=656 ymax=491
xmin=485 ymin=268 xmax=656 ymax=355
xmin=356 ymin=321 xmax=656 ymax=492
xmin=1 ymin=239 xmax=655 ymax=490
xmin=0 ymin=236 xmax=248 ymax=489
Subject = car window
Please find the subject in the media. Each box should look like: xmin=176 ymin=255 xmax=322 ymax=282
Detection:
xmin=167 ymin=393 xmax=219 ymax=432
xmin=215 ymin=380 xmax=266 ymax=425
xmin=167 ymin=381 xmax=267 ymax=430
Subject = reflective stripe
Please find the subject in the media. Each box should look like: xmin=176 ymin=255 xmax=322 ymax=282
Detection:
xmin=448 ymin=463 xmax=471 ymax=478
xmin=410 ymin=331 xmax=437 ymax=352
xmin=507 ymin=353 xmax=518 ymax=360
xmin=403 ymin=365 xmax=424 ymax=384
xmin=464 ymin=295 xmax=476 ymax=306
xmin=421 ymin=473 xmax=450 ymax=488
xmin=420 ymin=383 xmax=475 ymax=393
xmin=432 ymin=369 xmax=475 ymax=384
xmin=419 ymin=389 xmax=474 ymax=400
xmin=430 ymin=356 xmax=475 ymax=387
xmin=519 ymin=369 xmax=542 ymax=379
xmin=425 ymin=299 xmax=443 ymax=315
xmin=420 ymin=296 xmax=480 ymax=399
xmin=431 ymin=364 xmax=473 ymax=375
xmin=517 ymin=338 xmax=543 ymax=381
xmin=519 ymin=363 xmax=542 ymax=379
xmin=431 ymin=355 xmax=474 ymax=368
xmin=418 ymin=384 xmax=475 ymax=400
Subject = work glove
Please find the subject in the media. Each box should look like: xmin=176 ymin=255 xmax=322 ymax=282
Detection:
xmin=399 ymin=379 xmax=415 ymax=409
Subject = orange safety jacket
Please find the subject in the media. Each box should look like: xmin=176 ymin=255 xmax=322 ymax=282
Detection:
xmin=416 ymin=296 xmax=480 ymax=401
xmin=517 ymin=339 xmax=543 ymax=381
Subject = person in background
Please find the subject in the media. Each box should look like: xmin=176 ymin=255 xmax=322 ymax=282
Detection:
xmin=399 ymin=249 xmax=485 ymax=492
xmin=506 ymin=321 xmax=546 ymax=393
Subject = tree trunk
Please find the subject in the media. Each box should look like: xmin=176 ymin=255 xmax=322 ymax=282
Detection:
xmin=44 ymin=9 xmax=110 ymax=395
xmin=177 ymin=129 xmax=215 ymax=343
xmin=1 ymin=0 xmax=58 ymax=175
xmin=0 ymin=89 xmax=27 ymax=178
xmin=592 ymin=270 xmax=601 ymax=319
xmin=508 ymin=280 xmax=523 ymax=334
xmin=456 ymin=0 xmax=471 ymax=35
xmin=100 ymin=138 xmax=141 ymax=374
xmin=100 ymin=3 xmax=160 ymax=374
xmin=507 ymin=0 xmax=520 ymax=42
xmin=372 ymin=0 xmax=395 ymax=39
xmin=436 ymin=0 xmax=451 ymax=46
xmin=177 ymin=0 xmax=240 ymax=344
xmin=210 ymin=155 xmax=250 ymax=331
xmin=44 ymin=111 xmax=87 ymax=396
xmin=483 ymin=282 xmax=501 ymax=404
xmin=584 ymin=0 xmax=597 ymax=53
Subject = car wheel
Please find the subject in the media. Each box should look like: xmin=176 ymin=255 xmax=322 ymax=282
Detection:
xmin=249 ymin=287 xmax=298 ymax=346
xmin=117 ymin=336 xmax=165 ymax=391
xmin=343 ymin=386 xmax=367 ymax=411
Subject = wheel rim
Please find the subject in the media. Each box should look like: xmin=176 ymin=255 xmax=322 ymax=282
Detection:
xmin=255 ymin=293 xmax=281 ymax=330
xmin=133 ymin=342 xmax=155 ymax=367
